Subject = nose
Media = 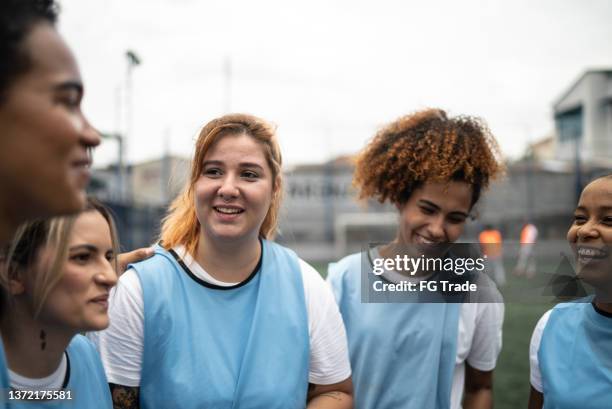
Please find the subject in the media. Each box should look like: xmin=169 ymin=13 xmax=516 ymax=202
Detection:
xmin=80 ymin=116 xmax=101 ymax=149
xmin=218 ymin=174 xmax=239 ymax=201
xmin=576 ymin=219 xmax=600 ymax=241
xmin=95 ymin=259 xmax=118 ymax=288
xmin=427 ymin=216 xmax=446 ymax=241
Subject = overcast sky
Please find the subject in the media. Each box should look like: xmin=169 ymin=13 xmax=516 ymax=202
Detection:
xmin=58 ymin=0 xmax=612 ymax=168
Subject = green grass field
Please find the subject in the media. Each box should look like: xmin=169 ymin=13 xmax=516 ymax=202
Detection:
xmin=312 ymin=260 xmax=559 ymax=408
xmin=494 ymin=301 xmax=550 ymax=408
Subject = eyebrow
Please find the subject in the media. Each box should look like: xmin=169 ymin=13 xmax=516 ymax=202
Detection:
xmin=202 ymin=160 xmax=265 ymax=170
xmin=69 ymin=244 xmax=97 ymax=252
xmin=575 ymin=206 xmax=612 ymax=213
xmin=418 ymin=199 xmax=469 ymax=218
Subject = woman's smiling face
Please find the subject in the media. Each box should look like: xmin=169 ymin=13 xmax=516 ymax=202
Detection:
xmin=32 ymin=210 xmax=117 ymax=333
xmin=396 ymin=180 xmax=472 ymax=251
xmin=194 ymin=132 xmax=275 ymax=244
xmin=0 ymin=23 xmax=100 ymax=226
xmin=567 ymin=177 xmax=612 ymax=291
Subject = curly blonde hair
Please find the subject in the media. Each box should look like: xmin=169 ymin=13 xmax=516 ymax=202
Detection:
xmin=354 ymin=108 xmax=504 ymax=207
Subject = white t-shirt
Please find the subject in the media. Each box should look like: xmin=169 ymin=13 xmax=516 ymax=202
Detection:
xmin=8 ymin=353 xmax=67 ymax=391
xmin=450 ymin=302 xmax=504 ymax=409
xmin=529 ymin=309 xmax=552 ymax=393
xmin=92 ymin=245 xmax=351 ymax=387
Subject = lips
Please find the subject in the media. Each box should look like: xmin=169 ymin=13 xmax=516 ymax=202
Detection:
xmin=90 ymin=293 xmax=109 ymax=308
xmin=414 ymin=233 xmax=441 ymax=246
xmin=70 ymin=158 xmax=92 ymax=185
xmin=72 ymin=157 xmax=91 ymax=168
xmin=212 ymin=205 xmax=245 ymax=220
xmin=576 ymin=246 xmax=610 ymax=264
xmin=214 ymin=206 xmax=244 ymax=215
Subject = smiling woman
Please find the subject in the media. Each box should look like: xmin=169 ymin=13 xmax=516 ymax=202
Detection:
xmin=0 ymin=0 xmax=100 ymax=245
xmin=0 ymin=198 xmax=119 ymax=408
xmin=96 ymin=113 xmax=353 ymax=409
xmin=528 ymin=174 xmax=612 ymax=409
xmin=328 ymin=108 xmax=506 ymax=409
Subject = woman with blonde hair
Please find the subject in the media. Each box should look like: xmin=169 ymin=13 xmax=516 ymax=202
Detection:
xmin=328 ymin=108 xmax=505 ymax=409
xmin=97 ymin=113 xmax=353 ymax=409
xmin=1 ymin=198 xmax=118 ymax=407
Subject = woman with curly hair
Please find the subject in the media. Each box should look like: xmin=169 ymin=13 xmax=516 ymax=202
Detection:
xmin=328 ymin=108 xmax=505 ymax=409
xmin=96 ymin=113 xmax=353 ymax=409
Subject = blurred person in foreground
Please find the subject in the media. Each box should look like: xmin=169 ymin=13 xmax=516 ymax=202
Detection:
xmin=528 ymin=174 xmax=612 ymax=409
xmin=0 ymin=1 xmax=150 ymax=405
xmin=328 ymin=109 xmax=505 ymax=409
xmin=0 ymin=0 xmax=99 ymax=403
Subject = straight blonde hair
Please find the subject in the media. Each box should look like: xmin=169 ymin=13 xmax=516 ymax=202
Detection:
xmin=0 ymin=198 xmax=119 ymax=317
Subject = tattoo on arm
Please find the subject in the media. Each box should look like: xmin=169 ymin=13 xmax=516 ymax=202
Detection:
xmin=318 ymin=391 xmax=343 ymax=401
xmin=109 ymin=383 xmax=140 ymax=409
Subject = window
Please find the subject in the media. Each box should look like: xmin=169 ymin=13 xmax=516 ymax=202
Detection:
xmin=555 ymin=106 xmax=583 ymax=142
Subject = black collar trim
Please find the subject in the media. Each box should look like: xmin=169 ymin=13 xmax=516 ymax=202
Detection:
xmin=61 ymin=351 xmax=70 ymax=389
xmin=167 ymin=242 xmax=262 ymax=290
xmin=592 ymin=302 xmax=612 ymax=319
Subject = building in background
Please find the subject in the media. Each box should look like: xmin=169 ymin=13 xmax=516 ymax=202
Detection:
xmin=89 ymin=155 xmax=189 ymax=250
xmin=91 ymin=155 xmax=190 ymax=206
xmin=278 ymin=156 xmax=394 ymax=261
xmin=526 ymin=134 xmax=555 ymax=161
xmin=554 ymin=69 xmax=612 ymax=166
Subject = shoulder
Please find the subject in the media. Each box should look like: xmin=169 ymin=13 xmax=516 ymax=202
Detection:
xmin=298 ymin=258 xmax=324 ymax=284
xmin=262 ymin=240 xmax=303 ymax=270
xmin=529 ymin=309 xmax=553 ymax=393
xmin=460 ymin=300 xmax=504 ymax=324
xmin=298 ymin=258 xmax=331 ymax=301
xmin=469 ymin=272 xmax=504 ymax=304
xmin=327 ymin=252 xmax=362 ymax=279
xmin=130 ymin=245 xmax=176 ymax=271
xmin=68 ymin=334 xmax=98 ymax=354
xmin=551 ymin=300 xmax=588 ymax=312
xmin=262 ymin=239 xmax=299 ymax=258
xmin=535 ymin=309 xmax=554 ymax=333
xmin=538 ymin=300 xmax=589 ymax=325
xmin=130 ymin=246 xmax=185 ymax=289
xmin=530 ymin=309 xmax=553 ymax=352
xmin=67 ymin=335 xmax=105 ymax=369
xmin=541 ymin=300 xmax=590 ymax=329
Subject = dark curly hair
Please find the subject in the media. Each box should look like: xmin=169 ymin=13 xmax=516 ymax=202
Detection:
xmin=354 ymin=108 xmax=505 ymax=208
xmin=0 ymin=0 xmax=58 ymax=103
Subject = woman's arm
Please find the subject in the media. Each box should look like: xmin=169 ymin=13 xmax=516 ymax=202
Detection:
xmin=463 ymin=363 xmax=493 ymax=409
xmin=110 ymin=384 xmax=140 ymax=409
xmin=307 ymin=377 xmax=353 ymax=409
xmin=527 ymin=385 xmax=543 ymax=409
